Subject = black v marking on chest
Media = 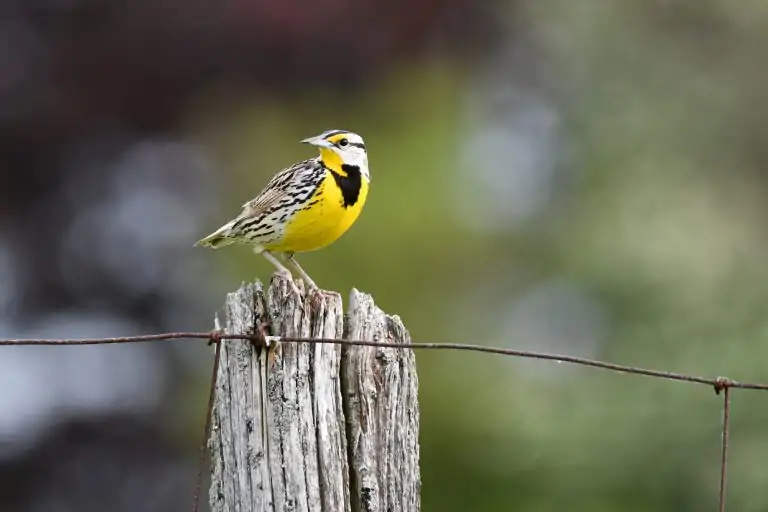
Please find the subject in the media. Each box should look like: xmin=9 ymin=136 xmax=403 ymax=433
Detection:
xmin=329 ymin=164 xmax=362 ymax=208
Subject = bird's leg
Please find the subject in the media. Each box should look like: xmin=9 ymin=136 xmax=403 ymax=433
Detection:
xmin=257 ymin=248 xmax=302 ymax=296
xmin=285 ymin=252 xmax=319 ymax=294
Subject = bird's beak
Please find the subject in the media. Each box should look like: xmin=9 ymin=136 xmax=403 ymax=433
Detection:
xmin=301 ymin=135 xmax=334 ymax=149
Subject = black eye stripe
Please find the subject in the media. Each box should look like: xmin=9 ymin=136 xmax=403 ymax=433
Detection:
xmin=348 ymin=142 xmax=366 ymax=149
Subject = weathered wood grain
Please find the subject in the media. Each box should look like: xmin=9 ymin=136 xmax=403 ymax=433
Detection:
xmin=209 ymin=276 xmax=419 ymax=512
xmin=342 ymin=289 xmax=421 ymax=512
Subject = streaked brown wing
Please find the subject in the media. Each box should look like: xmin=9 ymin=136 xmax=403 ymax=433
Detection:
xmin=240 ymin=159 xmax=313 ymax=217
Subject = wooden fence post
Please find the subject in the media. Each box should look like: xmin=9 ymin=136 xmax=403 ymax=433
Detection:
xmin=208 ymin=276 xmax=421 ymax=512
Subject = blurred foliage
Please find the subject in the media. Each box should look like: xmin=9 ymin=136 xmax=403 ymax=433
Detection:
xmin=5 ymin=0 xmax=768 ymax=510
xmin=186 ymin=1 xmax=768 ymax=511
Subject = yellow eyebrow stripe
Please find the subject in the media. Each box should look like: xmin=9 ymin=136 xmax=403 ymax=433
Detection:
xmin=326 ymin=132 xmax=350 ymax=144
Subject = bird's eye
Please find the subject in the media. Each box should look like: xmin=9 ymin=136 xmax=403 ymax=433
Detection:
xmin=338 ymin=138 xmax=349 ymax=147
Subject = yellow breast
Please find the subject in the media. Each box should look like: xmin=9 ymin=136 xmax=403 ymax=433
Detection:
xmin=269 ymin=169 xmax=369 ymax=253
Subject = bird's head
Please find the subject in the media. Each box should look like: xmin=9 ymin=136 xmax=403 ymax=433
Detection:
xmin=302 ymin=129 xmax=369 ymax=181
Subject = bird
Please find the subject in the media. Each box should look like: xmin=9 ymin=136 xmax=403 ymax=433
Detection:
xmin=195 ymin=129 xmax=370 ymax=296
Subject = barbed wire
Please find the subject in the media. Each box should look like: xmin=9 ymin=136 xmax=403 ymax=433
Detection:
xmin=3 ymin=331 xmax=767 ymax=390
xmin=0 ymin=331 xmax=754 ymax=512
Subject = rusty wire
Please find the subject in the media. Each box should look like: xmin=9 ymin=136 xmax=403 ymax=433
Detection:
xmin=4 ymin=331 xmax=768 ymax=390
xmin=0 ymin=331 xmax=753 ymax=511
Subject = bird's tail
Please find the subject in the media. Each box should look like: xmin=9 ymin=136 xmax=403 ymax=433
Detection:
xmin=194 ymin=221 xmax=237 ymax=249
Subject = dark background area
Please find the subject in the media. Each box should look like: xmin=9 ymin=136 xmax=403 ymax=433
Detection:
xmin=2 ymin=1 xmax=768 ymax=510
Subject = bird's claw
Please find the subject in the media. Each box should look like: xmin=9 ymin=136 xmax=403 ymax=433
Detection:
xmin=275 ymin=270 xmax=301 ymax=297
xmin=288 ymin=279 xmax=303 ymax=298
xmin=298 ymin=277 xmax=319 ymax=296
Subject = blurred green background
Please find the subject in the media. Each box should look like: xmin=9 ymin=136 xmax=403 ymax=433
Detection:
xmin=3 ymin=0 xmax=768 ymax=510
xmin=188 ymin=3 xmax=768 ymax=510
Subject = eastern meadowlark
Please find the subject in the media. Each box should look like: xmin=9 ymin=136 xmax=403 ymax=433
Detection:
xmin=195 ymin=129 xmax=370 ymax=295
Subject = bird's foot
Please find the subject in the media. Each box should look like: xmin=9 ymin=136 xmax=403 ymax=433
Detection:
xmin=301 ymin=278 xmax=320 ymax=297
xmin=277 ymin=270 xmax=302 ymax=297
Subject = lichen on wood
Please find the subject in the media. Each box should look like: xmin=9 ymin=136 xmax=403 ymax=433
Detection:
xmin=208 ymin=276 xmax=420 ymax=512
